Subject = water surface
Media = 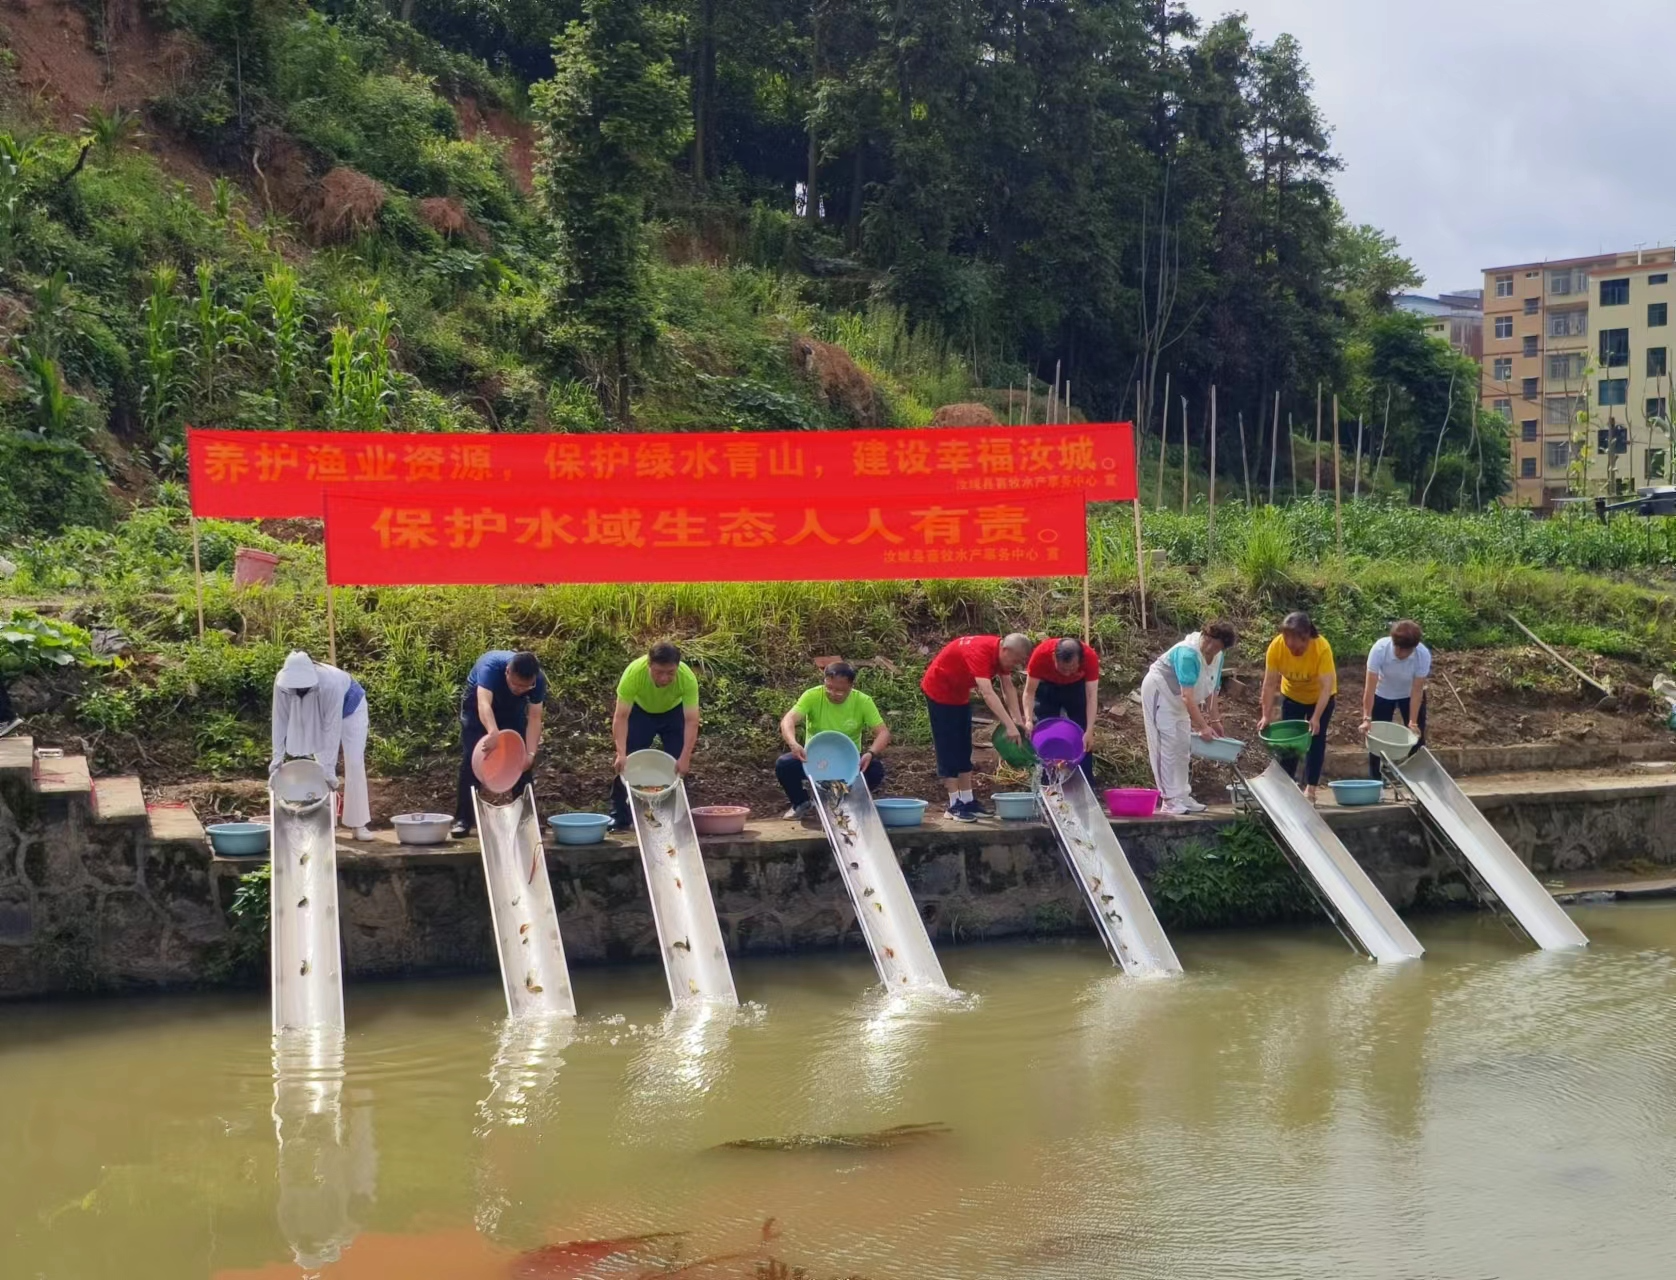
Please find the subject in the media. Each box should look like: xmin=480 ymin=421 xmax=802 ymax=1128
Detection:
xmin=4 ymin=905 xmax=1673 ymax=1279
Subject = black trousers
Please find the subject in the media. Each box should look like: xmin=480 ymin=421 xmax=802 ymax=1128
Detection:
xmin=776 ymin=752 xmax=886 ymax=808
xmin=1280 ymin=694 xmax=1335 ymax=787
xmin=455 ymin=711 xmax=532 ymax=828
xmin=610 ymin=705 xmax=687 ymax=825
xmin=1032 ymin=681 xmax=1096 ymax=785
xmin=1366 ymin=693 xmax=1428 ymax=780
xmin=0 ymin=677 xmax=13 ymax=722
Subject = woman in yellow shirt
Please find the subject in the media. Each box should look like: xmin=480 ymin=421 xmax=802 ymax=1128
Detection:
xmin=1257 ymin=611 xmax=1337 ymax=802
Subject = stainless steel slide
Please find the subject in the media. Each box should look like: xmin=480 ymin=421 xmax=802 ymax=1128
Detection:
xmin=1244 ymin=761 xmax=1425 ymax=963
xmin=1038 ymin=763 xmax=1183 ymax=977
xmin=1389 ymin=747 xmax=1587 ymax=951
xmin=270 ymin=761 xmax=345 ymax=1034
xmin=628 ymin=768 xmax=739 ymax=1006
xmin=809 ymin=775 xmax=950 ymax=990
xmin=474 ymin=785 xmax=578 ymax=1017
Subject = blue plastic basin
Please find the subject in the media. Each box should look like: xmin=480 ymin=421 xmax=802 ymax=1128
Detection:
xmin=548 ymin=813 xmax=612 ymax=845
xmin=803 ymin=730 xmax=861 ymax=785
xmin=1328 ymin=779 xmax=1384 ymax=808
xmin=207 ymin=822 xmax=271 ymax=857
xmin=874 ymin=798 xmax=928 ymax=828
xmin=992 ymin=791 xmax=1037 ymax=821
xmin=1189 ymin=736 xmax=1246 ymax=763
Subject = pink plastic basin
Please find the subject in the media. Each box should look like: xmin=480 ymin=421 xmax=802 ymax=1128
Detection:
xmin=691 ymin=805 xmax=749 ymax=835
xmin=1031 ymin=717 xmax=1085 ymax=764
xmin=1106 ymin=787 xmax=1160 ymax=817
xmin=472 ymin=729 xmax=528 ymax=793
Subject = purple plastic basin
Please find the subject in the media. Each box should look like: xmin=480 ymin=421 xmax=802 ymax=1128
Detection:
xmin=1031 ymin=717 xmax=1085 ymax=764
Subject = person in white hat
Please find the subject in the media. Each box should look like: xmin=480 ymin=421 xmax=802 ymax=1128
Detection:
xmin=270 ymin=650 xmax=374 ymax=841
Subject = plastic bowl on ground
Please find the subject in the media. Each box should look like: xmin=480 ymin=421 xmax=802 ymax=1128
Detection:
xmin=473 ymin=729 xmax=528 ymax=792
xmin=548 ymin=813 xmax=612 ymax=845
xmin=991 ymin=724 xmax=1040 ymax=769
xmin=692 ymin=805 xmax=750 ymax=836
xmin=1328 ymin=779 xmax=1385 ymax=807
xmin=1258 ymin=720 xmax=1312 ymax=752
xmin=875 ymin=798 xmax=928 ymax=828
xmin=1031 ymin=717 xmax=1085 ymax=765
xmin=992 ymin=791 xmax=1038 ymax=821
xmin=1106 ymin=788 xmax=1160 ymax=818
xmin=1189 ymin=735 xmax=1246 ymax=763
xmin=803 ymin=730 xmax=861 ymax=785
xmin=1366 ymin=721 xmax=1420 ymax=763
xmin=207 ymin=822 xmax=271 ymax=857
xmin=391 ymin=813 xmax=452 ymax=845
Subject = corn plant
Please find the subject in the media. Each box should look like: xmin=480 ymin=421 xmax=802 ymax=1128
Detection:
xmin=190 ymin=263 xmax=245 ymax=411
xmin=0 ymin=133 xmax=44 ymax=272
xmin=324 ymin=299 xmax=396 ymax=430
xmin=138 ymin=263 xmax=188 ymax=441
xmin=12 ymin=345 xmax=76 ymax=437
xmin=260 ymin=264 xmax=309 ymax=421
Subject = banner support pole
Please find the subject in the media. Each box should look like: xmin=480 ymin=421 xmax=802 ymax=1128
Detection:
xmin=190 ymin=515 xmax=206 ymax=641
xmin=325 ymin=580 xmax=337 ymax=667
xmin=1132 ymin=497 xmax=1147 ymax=632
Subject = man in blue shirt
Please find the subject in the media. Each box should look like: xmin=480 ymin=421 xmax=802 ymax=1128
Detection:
xmin=451 ymin=650 xmax=547 ymax=838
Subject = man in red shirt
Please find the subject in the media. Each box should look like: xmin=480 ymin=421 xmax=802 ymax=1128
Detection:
xmin=920 ymin=633 xmax=1031 ymax=821
xmin=1023 ymin=637 xmax=1101 ymax=784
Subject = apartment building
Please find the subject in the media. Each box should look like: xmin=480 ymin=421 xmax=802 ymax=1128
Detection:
xmin=1397 ymin=290 xmax=1483 ymax=359
xmin=1483 ymin=248 xmax=1676 ymax=507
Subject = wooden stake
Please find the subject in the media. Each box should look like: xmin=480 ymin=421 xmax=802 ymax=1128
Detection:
xmin=325 ymin=580 xmax=337 ymax=666
xmin=1236 ymin=408 xmax=1251 ymax=505
xmin=1288 ymin=412 xmax=1297 ymax=500
xmin=1314 ymin=382 xmax=1323 ymax=494
xmin=1154 ymin=373 xmax=1170 ymax=510
xmin=1207 ymin=385 xmax=1218 ymax=551
xmin=1132 ymin=498 xmax=1148 ymax=631
xmin=1052 ymin=359 xmax=1062 ymax=425
xmin=1082 ymin=571 xmax=1091 ymax=643
xmin=1352 ymin=415 xmax=1365 ymax=500
xmin=190 ymin=515 xmax=205 ymax=641
xmin=1025 ymin=380 xmax=1032 ymax=426
xmin=1180 ymin=394 xmax=1190 ymax=515
xmin=1065 ymin=380 xmax=1072 ymax=424
xmin=1007 ymin=382 xmax=1015 ymax=426
xmin=1332 ymin=395 xmax=1343 ymax=558
xmin=1268 ymin=389 xmax=1281 ymax=505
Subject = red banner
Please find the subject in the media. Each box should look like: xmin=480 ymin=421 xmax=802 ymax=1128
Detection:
xmin=323 ymin=488 xmax=1087 ymax=586
xmin=189 ymin=423 xmax=1135 ymax=518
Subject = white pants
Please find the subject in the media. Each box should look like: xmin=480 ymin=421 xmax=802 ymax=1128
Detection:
xmin=1140 ymin=670 xmax=1193 ymax=803
xmin=323 ymin=701 xmax=371 ymax=830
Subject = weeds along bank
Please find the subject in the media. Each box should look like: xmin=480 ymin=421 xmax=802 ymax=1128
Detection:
xmin=7 ymin=498 xmax=1675 ymax=799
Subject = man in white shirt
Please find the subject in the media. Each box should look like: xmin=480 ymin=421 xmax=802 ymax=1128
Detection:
xmin=1359 ymin=620 xmax=1430 ymax=779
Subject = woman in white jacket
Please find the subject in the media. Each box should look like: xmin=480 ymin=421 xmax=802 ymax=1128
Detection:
xmin=1139 ymin=623 xmax=1237 ymax=816
xmin=270 ymin=650 xmax=374 ymax=840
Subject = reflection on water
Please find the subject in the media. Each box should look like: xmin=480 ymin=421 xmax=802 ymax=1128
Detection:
xmin=4 ymin=906 xmax=1676 ymax=1279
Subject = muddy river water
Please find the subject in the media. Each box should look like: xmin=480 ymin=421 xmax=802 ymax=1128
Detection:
xmin=3 ymin=903 xmax=1674 ymax=1279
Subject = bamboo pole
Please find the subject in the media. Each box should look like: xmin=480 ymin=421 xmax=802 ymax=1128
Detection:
xmin=1007 ymin=382 xmax=1014 ymax=426
xmin=1352 ymin=414 xmax=1365 ymax=500
xmin=1065 ymin=380 xmax=1072 ymax=425
xmin=190 ymin=515 xmax=205 ymax=641
xmin=1180 ymin=394 xmax=1190 ymax=515
xmin=1332 ymin=395 xmax=1343 ymax=558
xmin=1268 ymin=389 xmax=1281 ymax=505
xmin=325 ymin=580 xmax=337 ymax=666
xmin=1207 ymin=385 xmax=1218 ymax=552
xmin=1025 ymin=380 xmax=1032 ymax=425
xmin=1288 ymin=412 xmax=1297 ymax=500
xmin=1154 ymin=373 xmax=1170 ymax=510
xmin=1237 ymin=408 xmax=1252 ymax=505
xmin=1314 ymin=382 xmax=1323 ymax=493
xmin=1082 ymin=571 xmax=1091 ymax=643
xmin=1132 ymin=497 xmax=1147 ymax=630
xmin=1052 ymin=359 xmax=1062 ymax=425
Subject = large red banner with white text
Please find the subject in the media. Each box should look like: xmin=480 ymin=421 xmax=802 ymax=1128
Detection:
xmin=188 ymin=423 xmax=1136 ymax=518
xmin=323 ymin=487 xmax=1088 ymax=586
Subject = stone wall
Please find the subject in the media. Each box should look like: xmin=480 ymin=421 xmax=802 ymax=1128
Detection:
xmin=2 ymin=776 xmax=1674 ymax=997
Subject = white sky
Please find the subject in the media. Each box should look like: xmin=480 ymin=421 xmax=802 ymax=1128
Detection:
xmin=1228 ymin=0 xmax=1676 ymax=291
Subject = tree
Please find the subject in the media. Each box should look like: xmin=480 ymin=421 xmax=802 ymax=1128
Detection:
xmin=533 ymin=0 xmax=690 ymax=422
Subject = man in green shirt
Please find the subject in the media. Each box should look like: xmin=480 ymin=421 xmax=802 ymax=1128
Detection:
xmin=610 ymin=642 xmax=700 ymax=829
xmin=776 ymin=661 xmax=891 ymax=819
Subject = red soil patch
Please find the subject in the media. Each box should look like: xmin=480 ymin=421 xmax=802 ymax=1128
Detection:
xmin=930 ymin=402 xmax=1000 ymax=427
xmin=790 ymin=334 xmax=884 ymax=428
xmin=417 ymin=194 xmax=489 ymax=246
xmin=454 ymin=96 xmax=535 ymax=195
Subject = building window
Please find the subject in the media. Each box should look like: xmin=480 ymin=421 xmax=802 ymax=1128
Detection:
xmin=1596 ymin=425 xmax=1629 ymax=454
xmin=1520 ymin=419 xmax=1539 ymax=442
xmin=1649 ymin=347 xmax=1668 ymax=378
xmin=1549 ymin=309 xmax=1587 ymax=337
xmin=1524 ymin=297 xmax=1540 ymax=315
xmin=1650 ymin=448 xmax=1669 ymax=479
xmin=1599 ymin=378 xmax=1628 ymax=406
xmin=1600 ymin=278 xmax=1630 ymax=306
xmin=1545 ymin=441 xmax=1572 ymax=470
xmin=1599 ymin=328 xmax=1630 ymax=367
xmin=1548 ymin=353 xmax=1585 ymax=381
xmin=1493 ymin=357 xmax=1513 ymax=381
xmin=1521 ymin=456 xmax=1539 ymax=478
xmin=1521 ymin=376 xmax=1540 ymax=398
xmin=1651 ymin=303 xmax=1668 ymax=327
xmin=1495 ymin=274 xmax=1514 ymax=297
xmin=1651 ymin=273 xmax=1669 ymax=285
xmin=1495 ymin=315 xmax=1514 ymax=339
xmin=1649 ymin=397 xmax=1669 ymax=422
xmin=1522 ymin=335 xmax=1539 ymax=356
xmin=1492 ymin=398 xmax=1512 ymax=419
xmin=1546 ymin=395 xmax=1586 ymax=426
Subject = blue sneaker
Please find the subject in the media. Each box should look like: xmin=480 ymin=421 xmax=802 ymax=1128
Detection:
xmin=946 ymin=802 xmax=978 ymax=823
